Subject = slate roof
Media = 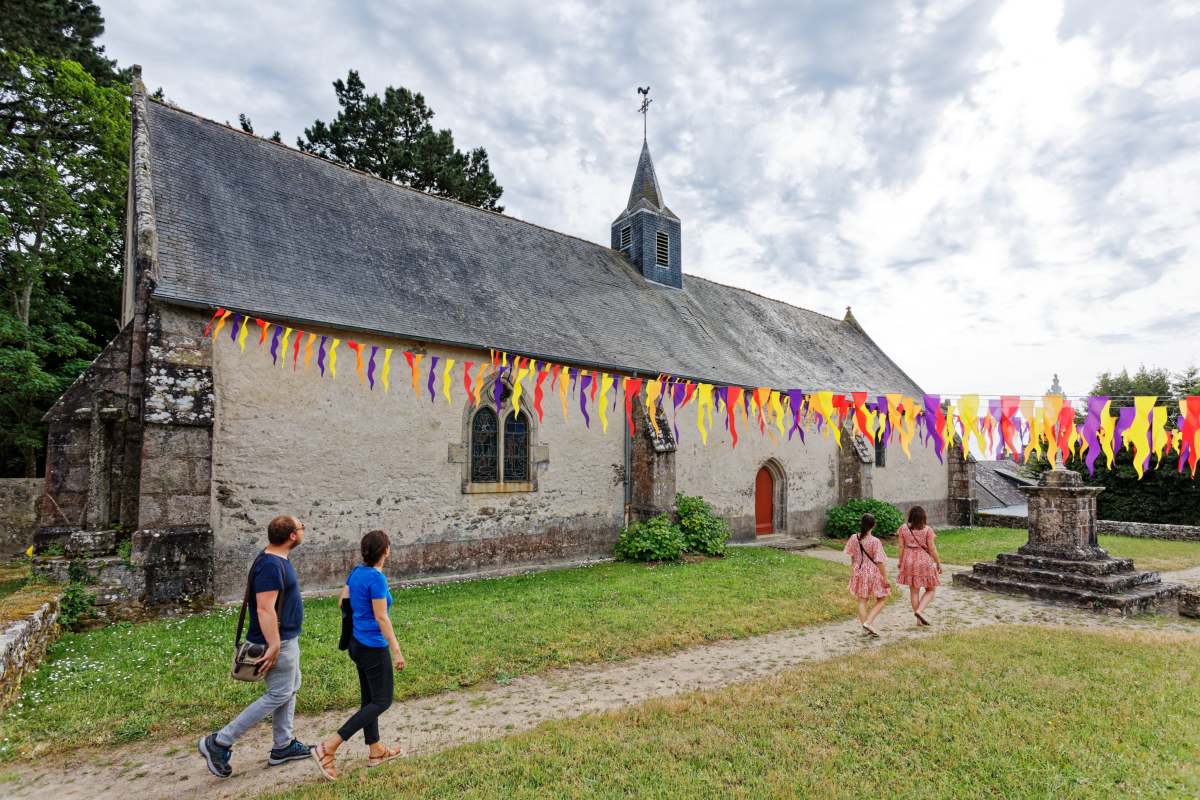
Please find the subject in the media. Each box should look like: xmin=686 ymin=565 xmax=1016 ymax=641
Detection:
xmin=975 ymin=461 xmax=1035 ymax=508
xmin=144 ymin=100 xmax=924 ymax=394
xmin=614 ymin=142 xmax=677 ymax=223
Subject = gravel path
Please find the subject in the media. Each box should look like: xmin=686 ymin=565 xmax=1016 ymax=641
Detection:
xmin=4 ymin=549 xmax=1197 ymax=800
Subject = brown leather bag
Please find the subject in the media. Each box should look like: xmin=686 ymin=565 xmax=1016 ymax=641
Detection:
xmin=230 ymin=552 xmax=284 ymax=682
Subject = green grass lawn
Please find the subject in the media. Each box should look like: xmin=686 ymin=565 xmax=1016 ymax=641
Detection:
xmin=828 ymin=528 xmax=1200 ymax=571
xmin=264 ymin=626 xmax=1200 ymax=800
xmin=4 ymin=547 xmax=853 ymax=759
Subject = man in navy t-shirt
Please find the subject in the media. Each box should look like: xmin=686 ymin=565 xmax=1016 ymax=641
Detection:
xmin=199 ymin=516 xmax=315 ymax=777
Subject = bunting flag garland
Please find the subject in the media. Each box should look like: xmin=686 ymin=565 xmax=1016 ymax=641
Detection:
xmin=204 ymin=308 xmax=1200 ymax=480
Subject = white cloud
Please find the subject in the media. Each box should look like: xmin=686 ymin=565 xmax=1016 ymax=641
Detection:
xmin=98 ymin=0 xmax=1200 ymax=397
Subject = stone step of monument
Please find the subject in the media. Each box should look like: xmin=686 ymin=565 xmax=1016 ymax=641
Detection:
xmin=996 ymin=551 xmax=1135 ymax=576
xmin=952 ymin=570 xmax=1182 ymax=617
xmin=33 ymin=556 xmax=138 ymax=589
xmin=972 ymin=561 xmax=1161 ymax=593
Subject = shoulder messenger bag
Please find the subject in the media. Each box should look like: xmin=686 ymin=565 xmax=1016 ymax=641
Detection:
xmin=230 ymin=552 xmax=285 ymax=682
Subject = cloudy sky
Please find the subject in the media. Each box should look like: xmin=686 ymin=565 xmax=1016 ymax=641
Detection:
xmin=98 ymin=0 xmax=1200 ymax=398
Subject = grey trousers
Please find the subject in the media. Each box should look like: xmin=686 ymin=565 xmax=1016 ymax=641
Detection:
xmin=216 ymin=636 xmax=302 ymax=750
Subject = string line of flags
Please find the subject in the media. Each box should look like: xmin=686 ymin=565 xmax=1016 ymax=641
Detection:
xmin=206 ymin=308 xmax=1200 ymax=480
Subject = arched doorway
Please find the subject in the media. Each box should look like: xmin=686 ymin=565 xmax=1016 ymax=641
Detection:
xmin=755 ymin=467 xmax=774 ymax=535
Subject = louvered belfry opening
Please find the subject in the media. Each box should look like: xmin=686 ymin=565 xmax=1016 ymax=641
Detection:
xmin=656 ymin=232 xmax=669 ymax=266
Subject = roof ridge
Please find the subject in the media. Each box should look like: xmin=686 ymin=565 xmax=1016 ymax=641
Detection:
xmin=147 ymin=98 xmax=635 ymax=260
xmin=680 ymin=272 xmax=839 ymax=322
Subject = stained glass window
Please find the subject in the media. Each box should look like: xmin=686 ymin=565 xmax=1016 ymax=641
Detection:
xmin=504 ymin=411 xmax=530 ymax=482
xmin=471 ymin=408 xmax=498 ymax=483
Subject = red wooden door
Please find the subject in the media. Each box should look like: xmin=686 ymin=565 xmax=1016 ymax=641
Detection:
xmin=755 ymin=467 xmax=774 ymax=535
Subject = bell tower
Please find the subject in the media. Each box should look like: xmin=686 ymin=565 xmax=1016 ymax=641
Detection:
xmin=611 ymin=89 xmax=681 ymax=288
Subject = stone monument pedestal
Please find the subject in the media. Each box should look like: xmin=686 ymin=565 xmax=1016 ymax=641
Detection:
xmin=953 ymin=468 xmax=1180 ymax=616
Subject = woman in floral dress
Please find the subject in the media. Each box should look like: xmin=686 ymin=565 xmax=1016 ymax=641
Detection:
xmin=896 ymin=505 xmax=942 ymax=626
xmin=843 ymin=513 xmax=890 ymax=636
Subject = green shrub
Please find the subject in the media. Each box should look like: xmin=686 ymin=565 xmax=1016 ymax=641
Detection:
xmin=42 ymin=542 xmax=64 ymax=557
xmin=613 ymin=514 xmax=684 ymax=561
xmin=675 ymin=494 xmax=731 ymax=556
xmin=825 ymin=498 xmax=904 ymax=539
xmin=116 ymin=538 xmax=132 ymax=566
xmin=58 ymin=584 xmax=93 ymax=627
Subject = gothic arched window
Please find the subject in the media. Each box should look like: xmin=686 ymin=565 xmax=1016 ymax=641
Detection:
xmin=504 ymin=411 xmax=530 ymax=481
xmin=471 ymin=407 xmax=498 ymax=483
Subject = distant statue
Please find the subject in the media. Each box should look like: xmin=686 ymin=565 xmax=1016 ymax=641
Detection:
xmin=1047 ymin=374 xmax=1062 ymax=395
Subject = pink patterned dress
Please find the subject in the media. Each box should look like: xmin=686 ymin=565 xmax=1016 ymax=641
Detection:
xmin=897 ymin=524 xmax=940 ymax=588
xmin=843 ymin=534 xmax=891 ymax=598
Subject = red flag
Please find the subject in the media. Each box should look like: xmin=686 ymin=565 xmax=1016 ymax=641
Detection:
xmin=534 ymin=369 xmax=548 ymax=422
xmin=463 ymin=362 xmax=475 ymax=406
xmin=727 ymin=387 xmax=743 ymax=449
xmin=624 ymin=378 xmax=643 ymax=436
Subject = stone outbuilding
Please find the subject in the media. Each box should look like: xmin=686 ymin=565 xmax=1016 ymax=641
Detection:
xmin=34 ymin=70 xmax=957 ymax=604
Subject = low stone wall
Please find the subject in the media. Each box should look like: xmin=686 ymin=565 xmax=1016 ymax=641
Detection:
xmin=974 ymin=511 xmax=1031 ymax=530
xmin=974 ymin=511 xmax=1200 ymax=542
xmin=0 ymin=588 xmax=61 ymax=711
xmin=0 ymin=479 xmax=41 ymax=558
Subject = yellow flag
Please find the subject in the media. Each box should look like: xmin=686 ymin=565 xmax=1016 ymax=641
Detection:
xmin=898 ymin=398 xmax=916 ymax=459
xmin=1152 ymin=405 xmax=1169 ymax=467
xmin=958 ymin=394 xmax=983 ymax=456
xmin=1042 ymin=395 xmax=1063 ymax=465
xmin=1098 ymin=399 xmax=1115 ymax=468
xmin=442 ymin=359 xmax=455 ymax=406
xmin=645 ymin=379 xmax=662 ymax=438
xmin=329 ymin=339 xmax=339 ymax=378
xmin=512 ymin=359 xmax=528 ymax=412
xmin=1128 ymin=397 xmax=1156 ymax=478
xmin=598 ymin=373 xmax=612 ymax=433
xmin=382 ymin=349 xmax=392 ymax=393
xmin=237 ymin=319 xmax=250 ymax=351
xmin=696 ymin=384 xmax=713 ymax=444
xmin=279 ymin=328 xmax=292 ymax=370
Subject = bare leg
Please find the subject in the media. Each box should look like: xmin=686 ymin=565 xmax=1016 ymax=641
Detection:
xmin=917 ymin=587 xmax=938 ymax=613
xmin=909 ymin=587 xmax=920 ymax=613
xmin=857 ymin=597 xmax=870 ymax=624
xmin=865 ymin=596 xmax=888 ymax=625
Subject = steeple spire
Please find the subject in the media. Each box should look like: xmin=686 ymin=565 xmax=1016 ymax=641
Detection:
xmin=625 ymin=141 xmax=665 ymax=213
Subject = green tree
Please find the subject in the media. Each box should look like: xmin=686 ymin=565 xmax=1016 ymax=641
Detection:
xmin=1174 ymin=364 xmax=1200 ymax=398
xmin=0 ymin=0 xmax=125 ymax=85
xmin=1089 ymin=365 xmax=1173 ymax=408
xmin=0 ymin=51 xmax=129 ymax=476
xmin=299 ymin=70 xmax=503 ymax=211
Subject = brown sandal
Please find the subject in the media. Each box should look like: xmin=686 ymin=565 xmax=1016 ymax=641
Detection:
xmin=862 ymin=622 xmax=879 ymax=637
xmin=915 ymin=611 xmax=931 ymax=626
xmin=313 ymin=742 xmax=338 ymax=781
xmin=368 ymin=744 xmax=403 ymax=767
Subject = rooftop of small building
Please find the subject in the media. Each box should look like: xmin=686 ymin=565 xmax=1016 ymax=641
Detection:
xmin=140 ymin=96 xmax=924 ymax=394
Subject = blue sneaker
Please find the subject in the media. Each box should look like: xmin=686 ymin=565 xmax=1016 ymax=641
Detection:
xmin=268 ymin=738 xmax=314 ymax=766
xmin=198 ymin=733 xmax=232 ymax=778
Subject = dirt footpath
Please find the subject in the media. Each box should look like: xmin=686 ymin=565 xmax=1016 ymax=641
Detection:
xmin=4 ymin=550 xmax=1197 ymax=800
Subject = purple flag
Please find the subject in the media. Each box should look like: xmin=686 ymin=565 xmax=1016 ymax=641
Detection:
xmin=573 ymin=374 xmax=588 ymax=424
xmin=1082 ymin=397 xmax=1109 ymax=475
xmin=367 ymin=346 xmax=378 ymax=390
xmin=923 ymin=394 xmax=944 ymax=463
xmin=787 ymin=390 xmax=805 ymax=443
xmin=230 ymin=314 xmax=242 ymax=342
xmin=270 ymin=326 xmax=282 ymax=365
xmin=493 ymin=366 xmax=508 ymax=409
xmin=427 ymin=356 xmax=439 ymax=402
xmin=317 ymin=336 xmax=327 ymax=376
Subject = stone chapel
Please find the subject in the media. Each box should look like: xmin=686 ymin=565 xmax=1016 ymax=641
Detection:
xmin=33 ymin=70 xmax=955 ymax=607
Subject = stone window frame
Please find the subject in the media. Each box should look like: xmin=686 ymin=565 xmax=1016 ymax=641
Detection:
xmin=452 ymin=374 xmax=546 ymax=494
xmin=874 ymin=429 xmax=887 ymax=468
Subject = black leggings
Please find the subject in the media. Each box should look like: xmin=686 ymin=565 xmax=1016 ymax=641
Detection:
xmin=336 ymin=639 xmax=394 ymax=745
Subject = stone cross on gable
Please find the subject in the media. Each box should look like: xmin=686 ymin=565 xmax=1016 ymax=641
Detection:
xmin=72 ymin=391 xmax=127 ymax=530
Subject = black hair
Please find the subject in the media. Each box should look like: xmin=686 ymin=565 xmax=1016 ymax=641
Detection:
xmin=859 ymin=513 xmax=876 ymax=537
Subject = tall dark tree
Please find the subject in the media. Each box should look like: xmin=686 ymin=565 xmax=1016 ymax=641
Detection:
xmin=0 ymin=51 xmax=128 ymax=477
xmin=0 ymin=0 xmax=126 ymax=85
xmin=299 ymin=70 xmax=503 ymax=211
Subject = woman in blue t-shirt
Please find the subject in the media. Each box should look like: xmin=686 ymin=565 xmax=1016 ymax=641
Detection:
xmin=313 ymin=530 xmax=405 ymax=780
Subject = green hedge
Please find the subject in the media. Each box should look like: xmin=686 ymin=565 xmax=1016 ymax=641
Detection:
xmin=1061 ymin=449 xmax=1200 ymax=526
xmin=825 ymin=498 xmax=904 ymax=539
